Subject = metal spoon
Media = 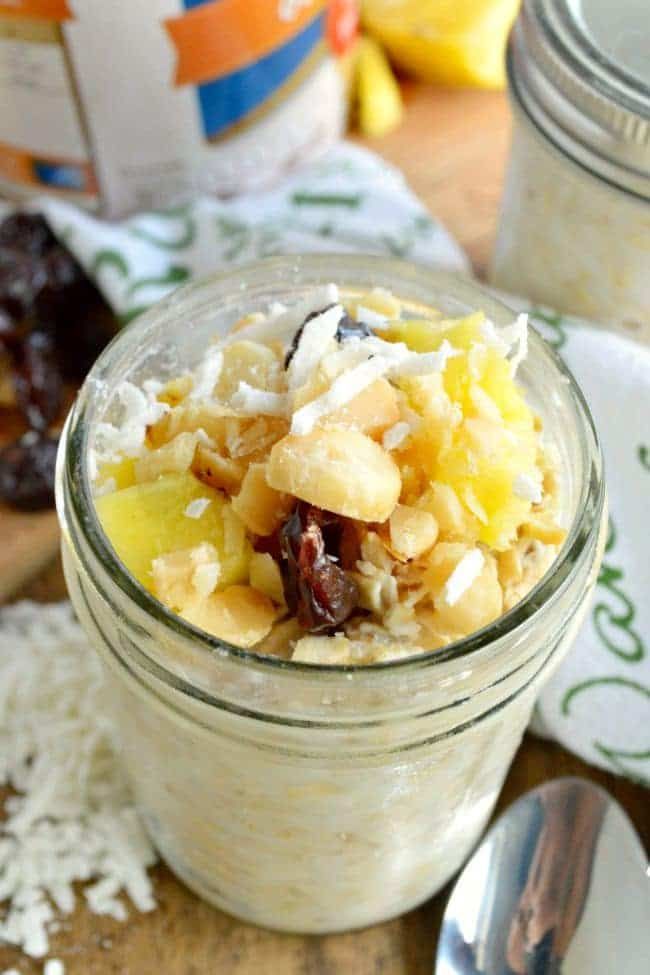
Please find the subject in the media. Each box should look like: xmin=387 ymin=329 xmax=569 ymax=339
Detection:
xmin=436 ymin=777 xmax=650 ymax=975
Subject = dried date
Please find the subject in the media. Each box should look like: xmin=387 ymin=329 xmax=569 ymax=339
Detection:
xmin=335 ymin=312 xmax=372 ymax=343
xmin=0 ymin=213 xmax=56 ymax=256
xmin=280 ymin=503 xmax=358 ymax=632
xmin=0 ymin=210 xmax=118 ymax=509
xmin=13 ymin=330 xmax=63 ymax=430
xmin=0 ymin=435 xmax=58 ymax=511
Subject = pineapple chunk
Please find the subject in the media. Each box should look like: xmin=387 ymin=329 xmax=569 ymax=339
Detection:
xmin=387 ymin=312 xmax=534 ymax=431
xmin=95 ymin=472 xmax=250 ymax=591
xmin=96 ymin=457 xmax=136 ymax=491
xmin=388 ymin=312 xmax=538 ymax=549
xmin=181 ymin=585 xmax=277 ymax=648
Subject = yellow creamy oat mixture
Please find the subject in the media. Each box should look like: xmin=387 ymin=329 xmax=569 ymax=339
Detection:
xmin=93 ymin=285 xmax=565 ymax=664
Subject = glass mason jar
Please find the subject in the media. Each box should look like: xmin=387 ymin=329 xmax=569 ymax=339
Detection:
xmin=56 ymin=255 xmax=607 ymax=933
xmin=490 ymin=0 xmax=650 ymax=343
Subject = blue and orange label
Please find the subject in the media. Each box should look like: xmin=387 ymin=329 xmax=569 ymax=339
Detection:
xmin=165 ymin=0 xmax=357 ymax=140
xmin=0 ymin=141 xmax=97 ymax=193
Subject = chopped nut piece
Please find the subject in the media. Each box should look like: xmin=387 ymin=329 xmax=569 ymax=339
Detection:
xmin=249 ymin=551 xmax=286 ymax=607
xmin=267 ymin=427 xmax=401 ymax=523
xmin=232 ymin=462 xmax=293 ymax=536
xmin=497 ymin=546 xmax=523 ymax=588
xmin=418 ymin=482 xmax=468 ymax=538
xmin=325 ymin=378 xmax=400 ymax=439
xmin=227 ymin=416 xmax=288 ymax=459
xmin=148 ymin=401 xmax=238 ymax=449
xmin=157 ymin=374 xmax=193 ymax=407
xmin=388 ymin=504 xmax=438 ymax=561
xmin=253 ymin=616 xmax=303 ymax=658
xmin=425 ymin=544 xmax=502 ymax=633
xmin=521 ymin=517 xmax=566 ymax=546
xmin=152 ymin=542 xmax=221 ymax=610
xmin=216 ymin=340 xmax=283 ymax=401
xmin=192 ymin=443 xmax=245 ymax=494
xmin=181 ymin=585 xmax=277 ymax=647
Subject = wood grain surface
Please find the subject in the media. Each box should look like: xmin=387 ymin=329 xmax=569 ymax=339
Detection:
xmin=1 ymin=84 xmax=647 ymax=975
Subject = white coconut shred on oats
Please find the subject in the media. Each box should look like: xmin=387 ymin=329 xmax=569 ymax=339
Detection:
xmin=92 ymin=285 xmax=566 ymax=665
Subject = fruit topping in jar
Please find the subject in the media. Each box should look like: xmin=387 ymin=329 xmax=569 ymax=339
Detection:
xmin=93 ymin=285 xmax=565 ymax=663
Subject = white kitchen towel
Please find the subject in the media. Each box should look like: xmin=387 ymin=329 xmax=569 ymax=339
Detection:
xmin=25 ymin=140 xmax=649 ymax=786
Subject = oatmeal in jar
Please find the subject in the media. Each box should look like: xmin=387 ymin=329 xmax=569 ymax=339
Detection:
xmin=93 ymin=284 xmax=565 ymax=663
xmin=58 ymin=258 xmax=605 ymax=932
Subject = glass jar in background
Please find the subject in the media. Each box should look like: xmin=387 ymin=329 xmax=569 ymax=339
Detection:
xmin=0 ymin=1 xmax=355 ymax=217
xmin=490 ymin=0 xmax=650 ymax=343
xmin=56 ymin=256 xmax=606 ymax=933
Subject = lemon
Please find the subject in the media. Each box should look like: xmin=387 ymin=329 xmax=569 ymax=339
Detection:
xmin=361 ymin=0 xmax=520 ymax=89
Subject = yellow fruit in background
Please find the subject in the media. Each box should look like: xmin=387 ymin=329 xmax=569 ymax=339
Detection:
xmin=95 ymin=472 xmax=250 ymax=592
xmin=355 ymin=35 xmax=404 ymax=137
xmin=362 ymin=0 xmax=520 ymax=89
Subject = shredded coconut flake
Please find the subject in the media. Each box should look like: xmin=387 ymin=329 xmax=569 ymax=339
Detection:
xmin=291 ymin=332 xmax=460 ymax=436
xmin=189 ymin=347 xmax=223 ymax=401
xmin=291 ymin=356 xmax=392 ymax=435
xmin=513 ymin=471 xmax=543 ymax=504
xmin=222 ymin=284 xmax=339 ymax=348
xmin=0 ymin=602 xmax=156 ymax=961
xmin=480 ymin=314 xmax=529 ymax=375
xmin=392 ymin=339 xmax=461 ymax=377
xmin=184 ymin=497 xmax=211 ymax=519
xmin=191 ymin=562 xmax=221 ymax=598
xmin=231 ymin=382 xmax=288 ymax=417
xmin=352 ymin=335 xmax=460 ymax=377
xmin=442 ymin=550 xmax=485 ymax=606
xmin=287 ymin=304 xmax=342 ymax=390
xmin=91 ymin=380 xmax=168 ymax=465
xmin=382 ymin=421 xmax=411 ymax=451
xmin=44 ymin=960 xmax=65 ymax=975
xmin=507 ymin=314 xmax=529 ymax=375
xmin=356 ymin=305 xmax=389 ymax=330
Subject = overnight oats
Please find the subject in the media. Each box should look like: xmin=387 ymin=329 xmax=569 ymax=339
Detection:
xmin=57 ymin=256 xmax=606 ymax=932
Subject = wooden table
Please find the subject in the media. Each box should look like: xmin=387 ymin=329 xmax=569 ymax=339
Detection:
xmin=1 ymin=83 xmax=648 ymax=975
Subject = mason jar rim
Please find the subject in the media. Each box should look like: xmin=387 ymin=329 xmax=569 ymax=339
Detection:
xmin=59 ymin=254 xmax=605 ymax=683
